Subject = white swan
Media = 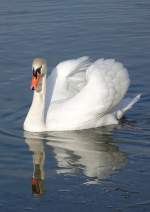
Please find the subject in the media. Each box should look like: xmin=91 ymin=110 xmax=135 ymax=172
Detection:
xmin=24 ymin=57 xmax=141 ymax=132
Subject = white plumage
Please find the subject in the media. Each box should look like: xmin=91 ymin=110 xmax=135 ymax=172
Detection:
xmin=24 ymin=57 xmax=141 ymax=132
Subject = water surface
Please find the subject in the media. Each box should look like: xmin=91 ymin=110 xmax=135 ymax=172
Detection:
xmin=0 ymin=0 xmax=150 ymax=211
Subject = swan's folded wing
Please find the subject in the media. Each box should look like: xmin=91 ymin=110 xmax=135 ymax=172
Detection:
xmin=46 ymin=59 xmax=130 ymax=130
xmin=84 ymin=58 xmax=130 ymax=117
xmin=46 ymin=56 xmax=91 ymax=104
xmin=48 ymin=59 xmax=129 ymax=119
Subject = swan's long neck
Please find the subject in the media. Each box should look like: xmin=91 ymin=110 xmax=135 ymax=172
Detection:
xmin=24 ymin=75 xmax=47 ymax=132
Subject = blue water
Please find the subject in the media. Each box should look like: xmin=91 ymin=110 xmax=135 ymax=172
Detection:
xmin=0 ymin=0 xmax=150 ymax=211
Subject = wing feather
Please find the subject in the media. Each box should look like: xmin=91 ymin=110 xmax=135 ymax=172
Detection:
xmin=46 ymin=58 xmax=130 ymax=129
xmin=46 ymin=56 xmax=91 ymax=102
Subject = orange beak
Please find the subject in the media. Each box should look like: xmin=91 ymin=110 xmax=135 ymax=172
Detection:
xmin=30 ymin=74 xmax=42 ymax=91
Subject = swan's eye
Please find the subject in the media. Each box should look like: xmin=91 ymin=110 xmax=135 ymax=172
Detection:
xmin=32 ymin=66 xmax=42 ymax=78
xmin=32 ymin=69 xmax=37 ymax=77
xmin=36 ymin=66 xmax=42 ymax=74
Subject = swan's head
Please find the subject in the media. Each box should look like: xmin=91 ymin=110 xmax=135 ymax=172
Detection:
xmin=31 ymin=58 xmax=47 ymax=91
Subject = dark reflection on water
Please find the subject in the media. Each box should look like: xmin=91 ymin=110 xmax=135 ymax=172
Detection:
xmin=24 ymin=128 xmax=127 ymax=195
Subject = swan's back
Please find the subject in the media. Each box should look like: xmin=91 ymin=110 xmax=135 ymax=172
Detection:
xmin=46 ymin=58 xmax=130 ymax=131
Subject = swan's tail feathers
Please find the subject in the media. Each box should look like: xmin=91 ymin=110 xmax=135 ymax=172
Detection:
xmin=116 ymin=93 xmax=142 ymax=120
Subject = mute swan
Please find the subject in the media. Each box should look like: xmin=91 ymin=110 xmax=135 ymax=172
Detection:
xmin=23 ymin=57 xmax=141 ymax=132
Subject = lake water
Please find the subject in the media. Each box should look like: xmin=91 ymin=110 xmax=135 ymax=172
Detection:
xmin=0 ymin=0 xmax=150 ymax=211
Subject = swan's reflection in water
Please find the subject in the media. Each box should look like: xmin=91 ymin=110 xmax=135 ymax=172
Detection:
xmin=25 ymin=137 xmax=45 ymax=195
xmin=24 ymin=128 xmax=127 ymax=195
